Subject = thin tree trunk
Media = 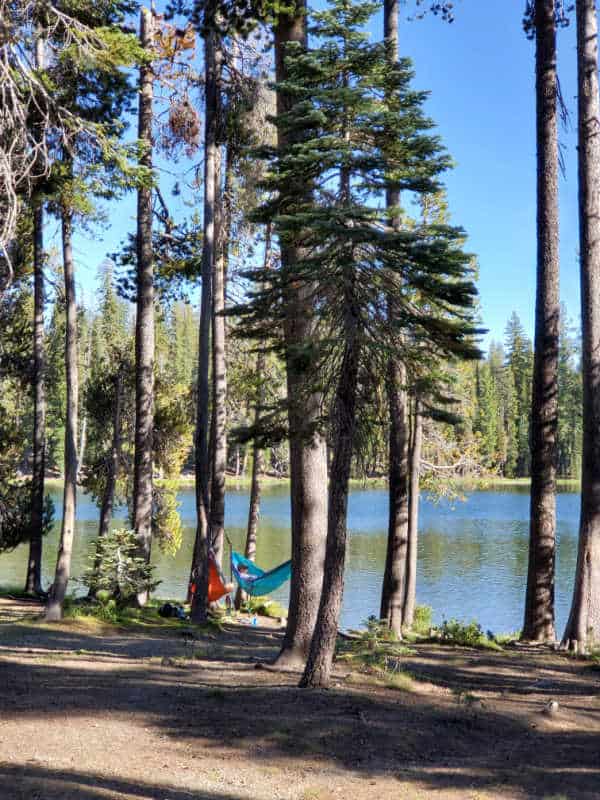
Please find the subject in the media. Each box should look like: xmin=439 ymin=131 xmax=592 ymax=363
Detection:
xmin=132 ymin=6 xmax=155 ymax=607
xmin=273 ymin=3 xmax=328 ymax=671
xmin=77 ymin=331 xmax=92 ymax=481
xmin=25 ymin=32 xmax=46 ymax=596
xmin=235 ymin=228 xmax=271 ymax=609
xmin=379 ymin=0 xmax=409 ymax=639
xmin=523 ymin=0 xmax=560 ymax=642
xmin=235 ymin=351 xmax=265 ymax=610
xmin=380 ymin=359 xmax=409 ymax=637
xmin=209 ymin=122 xmax=227 ymax=569
xmin=25 ymin=201 xmax=46 ymax=595
xmin=45 ymin=206 xmax=78 ymax=621
xmin=89 ymin=371 xmax=124 ymax=598
xmin=403 ymin=395 xmax=422 ymax=628
xmin=562 ymin=0 xmax=600 ymax=652
xmin=300 ymin=302 xmax=360 ymax=688
xmin=190 ymin=22 xmax=218 ymax=622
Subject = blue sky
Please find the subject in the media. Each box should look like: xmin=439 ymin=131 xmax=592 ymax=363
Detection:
xmin=55 ymin=0 xmax=582 ymax=349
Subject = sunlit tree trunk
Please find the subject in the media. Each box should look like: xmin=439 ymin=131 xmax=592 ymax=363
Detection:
xmin=45 ymin=204 xmax=78 ymax=621
xmin=209 ymin=124 xmax=227 ymax=569
xmin=191 ymin=21 xmax=218 ymax=623
xmin=523 ymin=0 xmax=559 ymax=642
xmin=235 ymin=228 xmax=271 ymax=610
xmin=273 ymin=4 xmax=328 ymax=670
xmin=300 ymin=278 xmax=360 ymax=688
xmin=562 ymin=0 xmax=600 ymax=652
xmin=132 ymin=6 xmax=155 ymax=606
xmin=403 ymin=395 xmax=423 ymax=628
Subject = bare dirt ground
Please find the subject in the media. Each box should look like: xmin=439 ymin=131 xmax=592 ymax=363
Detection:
xmin=0 ymin=596 xmax=598 ymax=800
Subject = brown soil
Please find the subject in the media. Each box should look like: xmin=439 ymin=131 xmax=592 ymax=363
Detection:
xmin=0 ymin=596 xmax=598 ymax=800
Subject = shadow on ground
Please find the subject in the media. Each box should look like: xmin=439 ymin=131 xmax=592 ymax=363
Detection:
xmin=0 ymin=616 xmax=599 ymax=799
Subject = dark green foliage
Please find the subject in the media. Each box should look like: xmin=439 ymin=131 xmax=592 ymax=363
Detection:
xmin=235 ymin=0 xmax=480 ymax=426
xmin=0 ymin=482 xmax=53 ymax=554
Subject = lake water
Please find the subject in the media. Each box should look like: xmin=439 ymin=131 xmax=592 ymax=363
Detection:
xmin=0 ymin=485 xmax=581 ymax=635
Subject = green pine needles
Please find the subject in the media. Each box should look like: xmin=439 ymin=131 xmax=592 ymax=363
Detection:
xmin=239 ymin=0 xmax=480 ymax=401
xmin=81 ymin=528 xmax=160 ymax=606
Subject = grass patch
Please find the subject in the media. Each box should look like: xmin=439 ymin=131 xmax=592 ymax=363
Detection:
xmin=62 ymin=596 xmax=193 ymax=632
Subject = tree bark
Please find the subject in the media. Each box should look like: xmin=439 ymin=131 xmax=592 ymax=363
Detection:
xmin=403 ymin=395 xmax=423 ymax=628
xmin=25 ymin=32 xmax=46 ymax=596
xmin=562 ymin=0 xmax=600 ymax=652
xmin=209 ymin=118 xmax=227 ymax=569
xmin=523 ymin=0 xmax=560 ymax=643
xmin=190 ymin=22 xmax=218 ymax=623
xmin=300 ymin=298 xmax=360 ymax=688
xmin=25 ymin=201 xmax=46 ymax=595
xmin=380 ymin=360 xmax=409 ymax=637
xmin=273 ymin=5 xmax=329 ymax=669
xmin=379 ymin=0 xmax=410 ymax=639
xmin=132 ymin=6 xmax=155 ymax=607
xmin=45 ymin=206 xmax=78 ymax=621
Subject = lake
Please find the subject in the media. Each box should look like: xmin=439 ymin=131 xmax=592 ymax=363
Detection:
xmin=0 ymin=485 xmax=581 ymax=635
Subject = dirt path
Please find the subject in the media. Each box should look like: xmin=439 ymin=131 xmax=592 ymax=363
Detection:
xmin=0 ymin=598 xmax=598 ymax=800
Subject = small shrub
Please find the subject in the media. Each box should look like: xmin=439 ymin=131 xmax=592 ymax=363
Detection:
xmin=437 ymin=618 xmax=501 ymax=650
xmin=411 ymin=605 xmax=433 ymax=636
xmin=79 ymin=528 xmax=160 ymax=607
xmin=336 ymin=615 xmax=415 ymax=677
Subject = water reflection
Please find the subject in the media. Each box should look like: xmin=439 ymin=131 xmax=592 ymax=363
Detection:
xmin=0 ymin=486 xmax=581 ymax=634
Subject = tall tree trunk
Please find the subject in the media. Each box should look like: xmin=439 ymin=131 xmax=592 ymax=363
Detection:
xmin=209 ymin=127 xmax=227 ymax=569
xmin=89 ymin=371 xmax=124 ymax=599
xmin=235 ymin=352 xmax=265 ymax=610
xmin=273 ymin=3 xmax=329 ymax=671
xmin=300 ymin=290 xmax=360 ymax=688
xmin=403 ymin=395 xmax=422 ymax=628
xmin=562 ymin=0 xmax=600 ymax=652
xmin=379 ymin=0 xmax=410 ymax=639
xmin=77 ymin=331 xmax=92 ymax=481
xmin=190 ymin=23 xmax=218 ymax=623
xmin=235 ymin=227 xmax=271 ymax=610
xmin=25 ymin=201 xmax=46 ymax=595
xmin=45 ymin=205 xmax=78 ymax=621
xmin=25 ymin=32 xmax=46 ymax=596
xmin=523 ymin=0 xmax=560 ymax=642
xmin=132 ymin=6 xmax=155 ymax=607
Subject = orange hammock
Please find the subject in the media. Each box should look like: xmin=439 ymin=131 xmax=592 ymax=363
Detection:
xmin=190 ymin=551 xmax=233 ymax=603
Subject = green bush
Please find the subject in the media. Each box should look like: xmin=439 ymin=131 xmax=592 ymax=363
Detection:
xmin=411 ymin=605 xmax=433 ymax=636
xmin=437 ymin=618 xmax=500 ymax=649
xmin=79 ymin=528 xmax=160 ymax=607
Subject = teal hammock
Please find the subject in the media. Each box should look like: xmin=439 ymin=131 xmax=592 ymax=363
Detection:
xmin=231 ymin=551 xmax=292 ymax=597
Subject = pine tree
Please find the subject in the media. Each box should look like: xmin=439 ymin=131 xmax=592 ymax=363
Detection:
xmin=238 ymin=0 xmax=478 ymax=686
